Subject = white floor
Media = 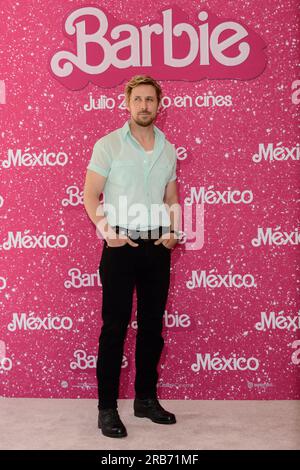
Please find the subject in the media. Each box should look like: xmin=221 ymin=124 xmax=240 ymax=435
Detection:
xmin=0 ymin=398 xmax=299 ymax=450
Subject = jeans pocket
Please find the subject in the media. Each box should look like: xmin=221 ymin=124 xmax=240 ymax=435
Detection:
xmin=156 ymin=242 xmax=171 ymax=251
xmin=162 ymin=244 xmax=171 ymax=251
xmin=106 ymin=242 xmax=128 ymax=249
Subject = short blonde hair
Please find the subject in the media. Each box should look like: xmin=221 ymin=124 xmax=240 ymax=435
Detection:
xmin=125 ymin=75 xmax=162 ymax=105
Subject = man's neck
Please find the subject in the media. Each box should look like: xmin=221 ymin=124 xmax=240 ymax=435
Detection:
xmin=129 ymin=119 xmax=155 ymax=142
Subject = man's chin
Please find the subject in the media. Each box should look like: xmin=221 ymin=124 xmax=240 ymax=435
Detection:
xmin=135 ymin=116 xmax=156 ymax=127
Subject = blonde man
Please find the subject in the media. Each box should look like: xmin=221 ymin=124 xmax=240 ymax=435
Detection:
xmin=84 ymin=75 xmax=180 ymax=438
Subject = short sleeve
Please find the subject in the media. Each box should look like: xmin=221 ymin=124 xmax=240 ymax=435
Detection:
xmin=87 ymin=139 xmax=112 ymax=177
xmin=168 ymin=148 xmax=177 ymax=182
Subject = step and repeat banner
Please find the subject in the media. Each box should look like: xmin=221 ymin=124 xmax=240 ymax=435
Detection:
xmin=0 ymin=0 xmax=299 ymax=399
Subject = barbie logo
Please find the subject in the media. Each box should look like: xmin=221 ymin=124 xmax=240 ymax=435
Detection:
xmin=50 ymin=5 xmax=267 ymax=90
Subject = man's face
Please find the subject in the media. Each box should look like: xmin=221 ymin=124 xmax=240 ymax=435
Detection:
xmin=126 ymin=84 xmax=160 ymax=128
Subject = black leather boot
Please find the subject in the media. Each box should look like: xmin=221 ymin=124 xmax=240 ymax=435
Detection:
xmin=134 ymin=398 xmax=176 ymax=424
xmin=98 ymin=408 xmax=127 ymax=438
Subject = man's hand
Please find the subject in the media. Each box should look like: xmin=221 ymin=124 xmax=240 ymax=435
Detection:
xmin=106 ymin=232 xmax=139 ymax=248
xmin=154 ymin=232 xmax=178 ymax=249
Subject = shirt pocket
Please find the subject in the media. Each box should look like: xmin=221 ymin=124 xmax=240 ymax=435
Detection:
xmin=155 ymin=162 xmax=173 ymax=186
xmin=109 ymin=161 xmax=137 ymax=186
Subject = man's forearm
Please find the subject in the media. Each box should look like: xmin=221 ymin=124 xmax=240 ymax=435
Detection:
xmin=84 ymin=195 xmax=116 ymax=241
xmin=164 ymin=197 xmax=182 ymax=234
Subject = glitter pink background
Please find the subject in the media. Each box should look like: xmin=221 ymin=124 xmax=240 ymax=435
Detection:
xmin=0 ymin=0 xmax=299 ymax=399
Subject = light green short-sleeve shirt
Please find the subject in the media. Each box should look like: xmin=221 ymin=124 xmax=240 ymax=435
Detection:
xmin=87 ymin=120 xmax=177 ymax=230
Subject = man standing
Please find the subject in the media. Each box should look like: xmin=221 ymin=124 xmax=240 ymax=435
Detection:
xmin=84 ymin=75 xmax=180 ymax=438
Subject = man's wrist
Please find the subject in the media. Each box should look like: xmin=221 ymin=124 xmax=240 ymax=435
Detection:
xmin=96 ymin=219 xmax=117 ymax=241
xmin=169 ymin=229 xmax=181 ymax=239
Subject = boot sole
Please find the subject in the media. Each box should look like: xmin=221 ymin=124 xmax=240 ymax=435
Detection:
xmin=98 ymin=423 xmax=127 ymax=438
xmin=134 ymin=411 xmax=176 ymax=424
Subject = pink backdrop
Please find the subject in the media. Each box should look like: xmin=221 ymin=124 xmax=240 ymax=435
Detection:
xmin=0 ymin=0 xmax=299 ymax=399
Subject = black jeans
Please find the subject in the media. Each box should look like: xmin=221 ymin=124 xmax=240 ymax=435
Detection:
xmin=97 ymin=226 xmax=171 ymax=410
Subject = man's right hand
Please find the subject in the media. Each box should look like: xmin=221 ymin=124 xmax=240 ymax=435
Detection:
xmin=106 ymin=233 xmax=139 ymax=248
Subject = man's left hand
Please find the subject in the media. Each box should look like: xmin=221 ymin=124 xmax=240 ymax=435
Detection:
xmin=154 ymin=232 xmax=178 ymax=249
